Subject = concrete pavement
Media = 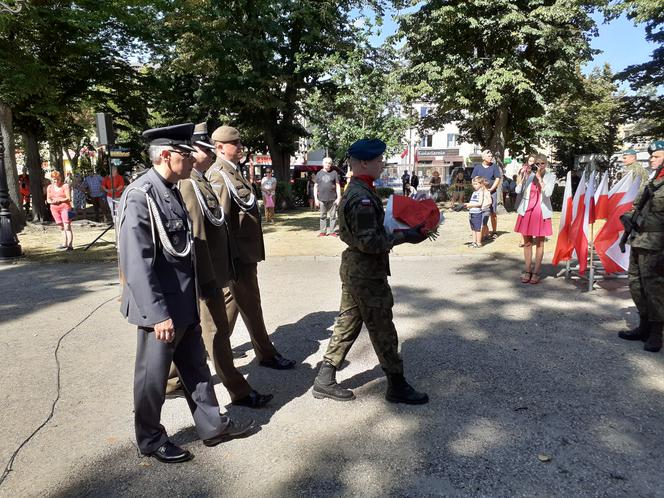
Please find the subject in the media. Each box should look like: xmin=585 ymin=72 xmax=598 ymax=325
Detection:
xmin=0 ymin=255 xmax=662 ymax=497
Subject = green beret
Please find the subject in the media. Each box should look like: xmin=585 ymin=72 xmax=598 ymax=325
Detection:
xmin=647 ymin=141 xmax=664 ymax=154
xmin=348 ymin=139 xmax=387 ymax=160
xmin=622 ymin=149 xmax=637 ymax=155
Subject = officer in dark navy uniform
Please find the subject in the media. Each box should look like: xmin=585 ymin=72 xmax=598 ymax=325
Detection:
xmin=118 ymin=123 xmax=252 ymax=464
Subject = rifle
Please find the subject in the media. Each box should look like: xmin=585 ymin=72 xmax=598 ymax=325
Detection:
xmin=620 ymin=164 xmax=664 ymax=252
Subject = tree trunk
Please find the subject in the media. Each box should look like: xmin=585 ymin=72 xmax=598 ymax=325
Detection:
xmin=0 ymin=103 xmax=21 ymax=208
xmin=487 ymin=106 xmax=509 ymax=164
xmin=264 ymin=128 xmax=290 ymax=181
xmin=24 ymin=128 xmax=49 ymax=222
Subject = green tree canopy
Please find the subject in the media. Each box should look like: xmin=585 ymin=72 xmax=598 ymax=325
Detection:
xmin=396 ymin=0 xmax=600 ymax=161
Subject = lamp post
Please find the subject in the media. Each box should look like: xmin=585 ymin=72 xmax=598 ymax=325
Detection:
xmin=0 ymin=139 xmax=22 ymax=259
xmin=0 ymin=2 xmax=27 ymax=259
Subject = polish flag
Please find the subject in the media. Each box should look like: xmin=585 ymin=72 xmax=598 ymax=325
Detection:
xmin=574 ymin=172 xmax=595 ymax=275
xmin=607 ymin=172 xmax=633 ymax=215
xmin=552 ymin=171 xmax=575 ymax=265
xmin=592 ymin=171 xmax=609 ymax=222
xmin=567 ymin=171 xmax=587 ymax=266
xmin=594 ymin=176 xmax=642 ymax=273
xmin=400 ymin=147 xmax=409 ymax=159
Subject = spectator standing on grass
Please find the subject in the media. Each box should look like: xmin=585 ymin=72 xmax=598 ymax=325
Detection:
xmin=84 ymin=170 xmax=106 ymax=222
xmin=260 ymin=168 xmax=277 ymax=223
xmin=18 ymin=168 xmax=31 ymax=216
xmin=465 ymin=176 xmax=491 ymax=248
xmin=71 ymin=173 xmax=87 ymax=213
xmin=102 ymin=165 xmax=125 ymax=221
xmin=471 ymin=150 xmax=502 ymax=239
xmin=46 ymin=171 xmax=74 ymax=251
xmin=401 ymin=170 xmax=410 ymax=196
xmin=411 ymin=172 xmax=419 ymax=192
xmin=451 ymin=170 xmax=466 ymax=204
xmin=514 ymin=154 xmax=555 ymax=285
xmin=314 ymin=157 xmax=341 ymax=237
xmin=429 ymin=171 xmax=442 ymax=201
xmin=307 ymin=172 xmax=316 ymax=210
xmin=502 ymin=174 xmax=515 ymax=211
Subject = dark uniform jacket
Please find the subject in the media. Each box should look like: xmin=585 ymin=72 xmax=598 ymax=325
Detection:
xmin=118 ymin=167 xmax=198 ymax=329
xmin=338 ymin=177 xmax=397 ymax=282
xmin=206 ymin=157 xmax=265 ymax=264
xmin=179 ymin=169 xmax=234 ymax=293
xmin=630 ymin=174 xmax=664 ymax=251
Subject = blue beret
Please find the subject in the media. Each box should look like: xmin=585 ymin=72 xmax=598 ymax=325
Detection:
xmin=348 ymin=139 xmax=387 ymax=160
xmin=622 ymin=149 xmax=637 ymax=155
xmin=142 ymin=123 xmax=196 ymax=152
xmin=647 ymin=141 xmax=664 ymax=154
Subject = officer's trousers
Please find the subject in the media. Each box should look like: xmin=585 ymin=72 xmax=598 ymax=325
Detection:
xmin=166 ymin=295 xmax=253 ymax=401
xmin=324 ymin=280 xmax=404 ymax=375
xmin=629 ymin=248 xmax=664 ymax=322
xmin=134 ymin=324 xmax=228 ymax=454
xmin=225 ymin=261 xmax=278 ymax=362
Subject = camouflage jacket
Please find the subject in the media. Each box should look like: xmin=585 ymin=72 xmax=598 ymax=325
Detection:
xmin=629 ymin=175 xmax=664 ymax=251
xmin=624 ymin=163 xmax=651 ymax=192
xmin=338 ymin=177 xmax=401 ymax=282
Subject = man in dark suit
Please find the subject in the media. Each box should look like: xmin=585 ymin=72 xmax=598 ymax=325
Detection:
xmin=166 ymin=123 xmax=273 ymax=407
xmin=206 ymin=125 xmax=295 ymax=370
xmin=118 ymin=123 xmax=252 ymax=464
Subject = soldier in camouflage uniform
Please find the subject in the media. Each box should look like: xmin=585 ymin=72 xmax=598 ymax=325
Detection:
xmin=312 ymin=139 xmax=429 ymax=404
xmin=622 ymin=149 xmax=650 ymax=191
xmin=619 ymin=140 xmax=664 ymax=352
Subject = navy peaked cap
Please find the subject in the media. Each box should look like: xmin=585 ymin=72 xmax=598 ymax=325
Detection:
xmin=142 ymin=123 xmax=196 ymax=152
xmin=647 ymin=140 xmax=664 ymax=154
xmin=348 ymin=139 xmax=387 ymax=160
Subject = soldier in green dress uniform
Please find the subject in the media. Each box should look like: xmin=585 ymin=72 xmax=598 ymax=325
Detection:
xmin=618 ymin=140 xmax=664 ymax=352
xmin=312 ymin=139 xmax=430 ymax=404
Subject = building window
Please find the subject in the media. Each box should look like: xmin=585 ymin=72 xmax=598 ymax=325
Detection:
xmin=420 ymin=106 xmax=429 ymax=118
xmin=420 ymin=134 xmax=433 ymax=148
xmin=447 ymin=133 xmax=458 ymax=148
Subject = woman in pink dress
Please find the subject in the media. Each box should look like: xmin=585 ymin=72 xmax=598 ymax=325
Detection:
xmin=46 ymin=171 xmax=74 ymax=251
xmin=514 ymin=154 xmax=555 ymax=284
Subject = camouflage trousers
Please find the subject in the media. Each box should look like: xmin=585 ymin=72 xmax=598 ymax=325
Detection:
xmin=324 ymin=280 xmax=403 ymax=375
xmin=629 ymin=248 xmax=664 ymax=322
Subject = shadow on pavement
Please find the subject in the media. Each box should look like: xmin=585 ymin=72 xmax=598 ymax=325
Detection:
xmin=0 ymin=263 xmax=118 ymax=325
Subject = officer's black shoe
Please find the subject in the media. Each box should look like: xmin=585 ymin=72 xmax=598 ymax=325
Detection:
xmin=385 ymin=374 xmax=429 ymax=405
xmin=147 ymin=441 xmax=193 ymax=463
xmin=312 ymin=362 xmax=355 ymax=401
xmin=644 ymin=322 xmax=663 ymax=353
xmin=259 ymin=353 xmax=296 ymax=370
xmin=203 ymin=418 xmax=255 ymax=447
xmin=618 ymin=318 xmax=650 ymax=342
xmin=232 ymin=390 xmax=274 ymax=408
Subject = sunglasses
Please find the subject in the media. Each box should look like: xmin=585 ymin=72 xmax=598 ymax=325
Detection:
xmin=169 ymin=149 xmax=193 ymax=158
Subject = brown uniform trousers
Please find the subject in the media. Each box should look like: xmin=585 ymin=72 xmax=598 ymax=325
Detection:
xmin=167 ymin=170 xmax=253 ymax=400
xmin=207 ymin=158 xmax=278 ymax=362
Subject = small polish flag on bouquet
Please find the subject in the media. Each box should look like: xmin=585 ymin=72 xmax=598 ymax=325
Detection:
xmin=384 ymin=195 xmax=443 ymax=239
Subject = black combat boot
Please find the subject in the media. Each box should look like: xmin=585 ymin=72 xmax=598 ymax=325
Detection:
xmin=312 ymin=362 xmax=355 ymax=401
xmin=385 ymin=374 xmax=429 ymax=405
xmin=618 ymin=317 xmax=649 ymax=342
xmin=644 ymin=322 xmax=663 ymax=353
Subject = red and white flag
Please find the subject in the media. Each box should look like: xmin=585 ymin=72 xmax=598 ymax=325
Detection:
xmin=400 ymin=147 xmax=409 ymax=159
xmin=567 ymin=171 xmax=587 ymax=267
xmin=594 ymin=176 xmax=642 ymax=274
xmin=592 ymin=171 xmax=609 ymax=222
xmin=574 ymin=172 xmax=595 ymax=275
xmin=607 ymin=172 xmax=633 ymax=216
xmin=552 ymin=171 xmax=575 ymax=265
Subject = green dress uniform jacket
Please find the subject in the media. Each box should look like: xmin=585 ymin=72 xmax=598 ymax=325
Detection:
xmin=206 ymin=158 xmax=265 ymax=264
xmin=628 ymin=174 xmax=664 ymax=322
xmin=323 ymin=177 xmax=404 ymax=375
xmin=205 ymin=156 xmax=277 ymax=362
